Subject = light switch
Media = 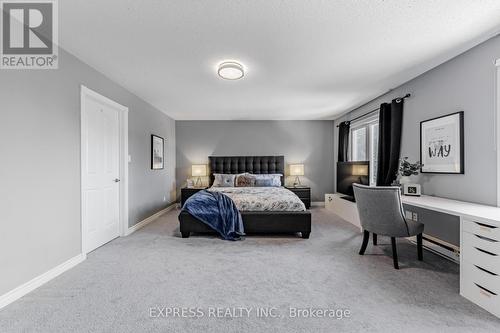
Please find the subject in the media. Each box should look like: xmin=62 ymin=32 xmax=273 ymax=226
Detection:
xmin=128 ymin=155 xmax=132 ymax=163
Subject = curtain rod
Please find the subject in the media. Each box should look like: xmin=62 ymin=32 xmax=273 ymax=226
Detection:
xmin=336 ymin=93 xmax=411 ymax=127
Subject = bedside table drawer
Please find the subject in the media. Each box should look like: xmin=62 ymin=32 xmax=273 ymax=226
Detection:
xmin=285 ymin=187 xmax=311 ymax=209
xmin=286 ymin=187 xmax=310 ymax=194
xmin=292 ymin=190 xmax=310 ymax=197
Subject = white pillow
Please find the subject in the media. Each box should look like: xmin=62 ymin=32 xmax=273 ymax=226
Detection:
xmin=212 ymin=174 xmax=236 ymax=187
xmin=251 ymin=174 xmax=282 ymax=187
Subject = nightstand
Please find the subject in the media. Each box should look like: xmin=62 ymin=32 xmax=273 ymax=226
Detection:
xmin=181 ymin=187 xmax=207 ymax=206
xmin=286 ymin=186 xmax=311 ymax=209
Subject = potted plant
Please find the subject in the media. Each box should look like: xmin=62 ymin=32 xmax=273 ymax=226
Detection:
xmin=397 ymin=157 xmax=423 ymax=185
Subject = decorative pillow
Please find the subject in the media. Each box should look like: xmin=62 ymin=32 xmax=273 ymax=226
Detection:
xmin=212 ymin=174 xmax=236 ymax=187
xmin=254 ymin=178 xmax=275 ymax=187
xmin=235 ymin=174 xmax=256 ymax=187
xmin=252 ymin=174 xmax=282 ymax=187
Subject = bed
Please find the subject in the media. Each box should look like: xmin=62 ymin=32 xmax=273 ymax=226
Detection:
xmin=178 ymin=156 xmax=312 ymax=238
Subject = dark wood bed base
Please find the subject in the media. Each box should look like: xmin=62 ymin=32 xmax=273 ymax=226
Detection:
xmin=178 ymin=156 xmax=312 ymax=239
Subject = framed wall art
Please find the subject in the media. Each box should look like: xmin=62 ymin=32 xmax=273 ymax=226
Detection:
xmin=151 ymin=134 xmax=164 ymax=170
xmin=420 ymin=111 xmax=464 ymax=174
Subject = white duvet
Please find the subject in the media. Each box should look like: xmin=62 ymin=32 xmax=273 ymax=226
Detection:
xmin=208 ymin=186 xmax=306 ymax=212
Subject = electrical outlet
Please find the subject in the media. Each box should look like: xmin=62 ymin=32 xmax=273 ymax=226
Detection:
xmin=405 ymin=211 xmax=413 ymax=220
xmin=412 ymin=212 xmax=418 ymax=222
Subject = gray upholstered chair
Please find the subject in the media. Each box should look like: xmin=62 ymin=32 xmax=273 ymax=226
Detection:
xmin=353 ymin=183 xmax=424 ymax=269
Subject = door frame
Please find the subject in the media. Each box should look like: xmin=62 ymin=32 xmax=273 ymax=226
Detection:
xmin=496 ymin=59 xmax=500 ymax=207
xmin=80 ymin=85 xmax=129 ymax=254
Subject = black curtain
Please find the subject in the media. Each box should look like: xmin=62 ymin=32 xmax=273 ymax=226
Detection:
xmin=338 ymin=121 xmax=350 ymax=162
xmin=376 ymin=99 xmax=404 ymax=186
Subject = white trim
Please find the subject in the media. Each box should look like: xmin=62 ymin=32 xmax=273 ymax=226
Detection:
xmin=407 ymin=236 xmax=459 ymax=263
xmin=496 ymin=60 xmax=500 ymax=206
xmin=126 ymin=204 xmax=177 ymax=236
xmin=119 ymin=103 xmax=129 ymax=237
xmin=311 ymin=201 xmax=325 ymax=207
xmin=0 ymin=254 xmax=86 ymax=310
xmin=80 ymin=86 xmax=129 ymax=254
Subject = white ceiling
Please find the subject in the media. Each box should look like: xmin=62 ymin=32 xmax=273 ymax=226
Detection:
xmin=60 ymin=1 xmax=500 ymax=120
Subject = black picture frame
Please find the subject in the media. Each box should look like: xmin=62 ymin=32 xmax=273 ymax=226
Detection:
xmin=420 ymin=111 xmax=464 ymax=174
xmin=151 ymin=134 xmax=164 ymax=170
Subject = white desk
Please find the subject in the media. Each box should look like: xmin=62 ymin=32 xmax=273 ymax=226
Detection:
xmin=401 ymin=195 xmax=500 ymax=226
xmin=327 ymin=193 xmax=500 ymax=318
xmin=402 ymin=196 xmax=500 ymax=318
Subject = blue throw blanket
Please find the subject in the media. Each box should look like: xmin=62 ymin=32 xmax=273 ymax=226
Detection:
xmin=181 ymin=190 xmax=245 ymax=241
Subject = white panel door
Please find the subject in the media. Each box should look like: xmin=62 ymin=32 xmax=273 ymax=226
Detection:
xmin=82 ymin=95 xmax=120 ymax=253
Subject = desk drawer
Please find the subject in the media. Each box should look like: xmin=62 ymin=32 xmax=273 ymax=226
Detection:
xmin=463 ymin=231 xmax=500 ymax=256
xmin=461 ymin=270 xmax=500 ymax=318
xmin=462 ymin=261 xmax=500 ymax=295
xmin=462 ymin=241 xmax=500 ymax=276
xmin=463 ymin=219 xmax=500 ymax=241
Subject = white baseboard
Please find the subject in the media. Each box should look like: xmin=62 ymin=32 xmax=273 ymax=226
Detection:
xmin=0 ymin=253 xmax=86 ymax=310
xmin=126 ymin=203 xmax=176 ymax=236
xmin=311 ymin=201 xmax=325 ymax=207
xmin=407 ymin=235 xmax=460 ymax=263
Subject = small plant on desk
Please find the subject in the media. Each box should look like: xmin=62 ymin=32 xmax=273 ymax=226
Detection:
xmin=393 ymin=157 xmax=423 ymax=185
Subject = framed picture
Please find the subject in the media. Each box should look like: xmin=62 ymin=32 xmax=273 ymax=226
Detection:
xmin=420 ymin=111 xmax=464 ymax=174
xmin=151 ymin=134 xmax=164 ymax=170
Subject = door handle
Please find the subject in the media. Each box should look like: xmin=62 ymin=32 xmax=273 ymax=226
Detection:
xmin=114 ymin=178 xmax=121 ymax=183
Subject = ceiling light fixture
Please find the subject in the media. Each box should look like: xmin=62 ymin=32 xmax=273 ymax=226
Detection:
xmin=217 ymin=61 xmax=245 ymax=80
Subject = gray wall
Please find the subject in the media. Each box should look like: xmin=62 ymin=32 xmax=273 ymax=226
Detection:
xmin=0 ymin=48 xmax=175 ymax=296
xmin=334 ymin=35 xmax=500 ymax=206
xmin=176 ymin=120 xmax=335 ymax=201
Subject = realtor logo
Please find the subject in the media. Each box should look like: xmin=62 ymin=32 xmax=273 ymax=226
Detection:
xmin=1 ymin=0 xmax=58 ymax=69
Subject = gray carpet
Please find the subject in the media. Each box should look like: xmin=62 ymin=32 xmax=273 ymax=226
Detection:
xmin=1 ymin=207 xmax=499 ymax=332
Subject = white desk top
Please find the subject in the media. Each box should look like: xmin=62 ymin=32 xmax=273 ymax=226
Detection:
xmin=401 ymin=195 xmax=500 ymax=224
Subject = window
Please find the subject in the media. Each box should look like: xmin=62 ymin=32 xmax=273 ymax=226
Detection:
xmin=351 ymin=127 xmax=366 ymax=161
xmin=349 ymin=113 xmax=379 ymax=185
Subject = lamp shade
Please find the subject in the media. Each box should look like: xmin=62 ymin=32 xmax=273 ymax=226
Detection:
xmin=289 ymin=164 xmax=305 ymax=176
xmin=352 ymin=164 xmax=369 ymax=176
xmin=191 ymin=164 xmax=207 ymax=177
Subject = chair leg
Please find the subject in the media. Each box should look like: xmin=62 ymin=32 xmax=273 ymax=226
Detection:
xmin=391 ymin=237 xmax=399 ymax=269
xmin=373 ymin=233 xmax=378 ymax=245
xmin=417 ymin=233 xmax=423 ymax=261
xmin=359 ymin=230 xmax=370 ymax=255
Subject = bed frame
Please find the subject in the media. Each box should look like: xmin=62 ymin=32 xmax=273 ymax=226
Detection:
xmin=178 ymin=156 xmax=311 ymax=239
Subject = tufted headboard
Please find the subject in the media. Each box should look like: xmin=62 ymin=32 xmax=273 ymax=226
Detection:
xmin=208 ymin=156 xmax=285 ymax=186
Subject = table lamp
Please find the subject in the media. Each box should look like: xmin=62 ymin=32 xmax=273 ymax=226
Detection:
xmin=289 ymin=164 xmax=305 ymax=187
xmin=191 ymin=164 xmax=207 ymax=187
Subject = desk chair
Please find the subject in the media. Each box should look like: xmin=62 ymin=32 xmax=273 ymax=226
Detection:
xmin=353 ymin=183 xmax=424 ymax=269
